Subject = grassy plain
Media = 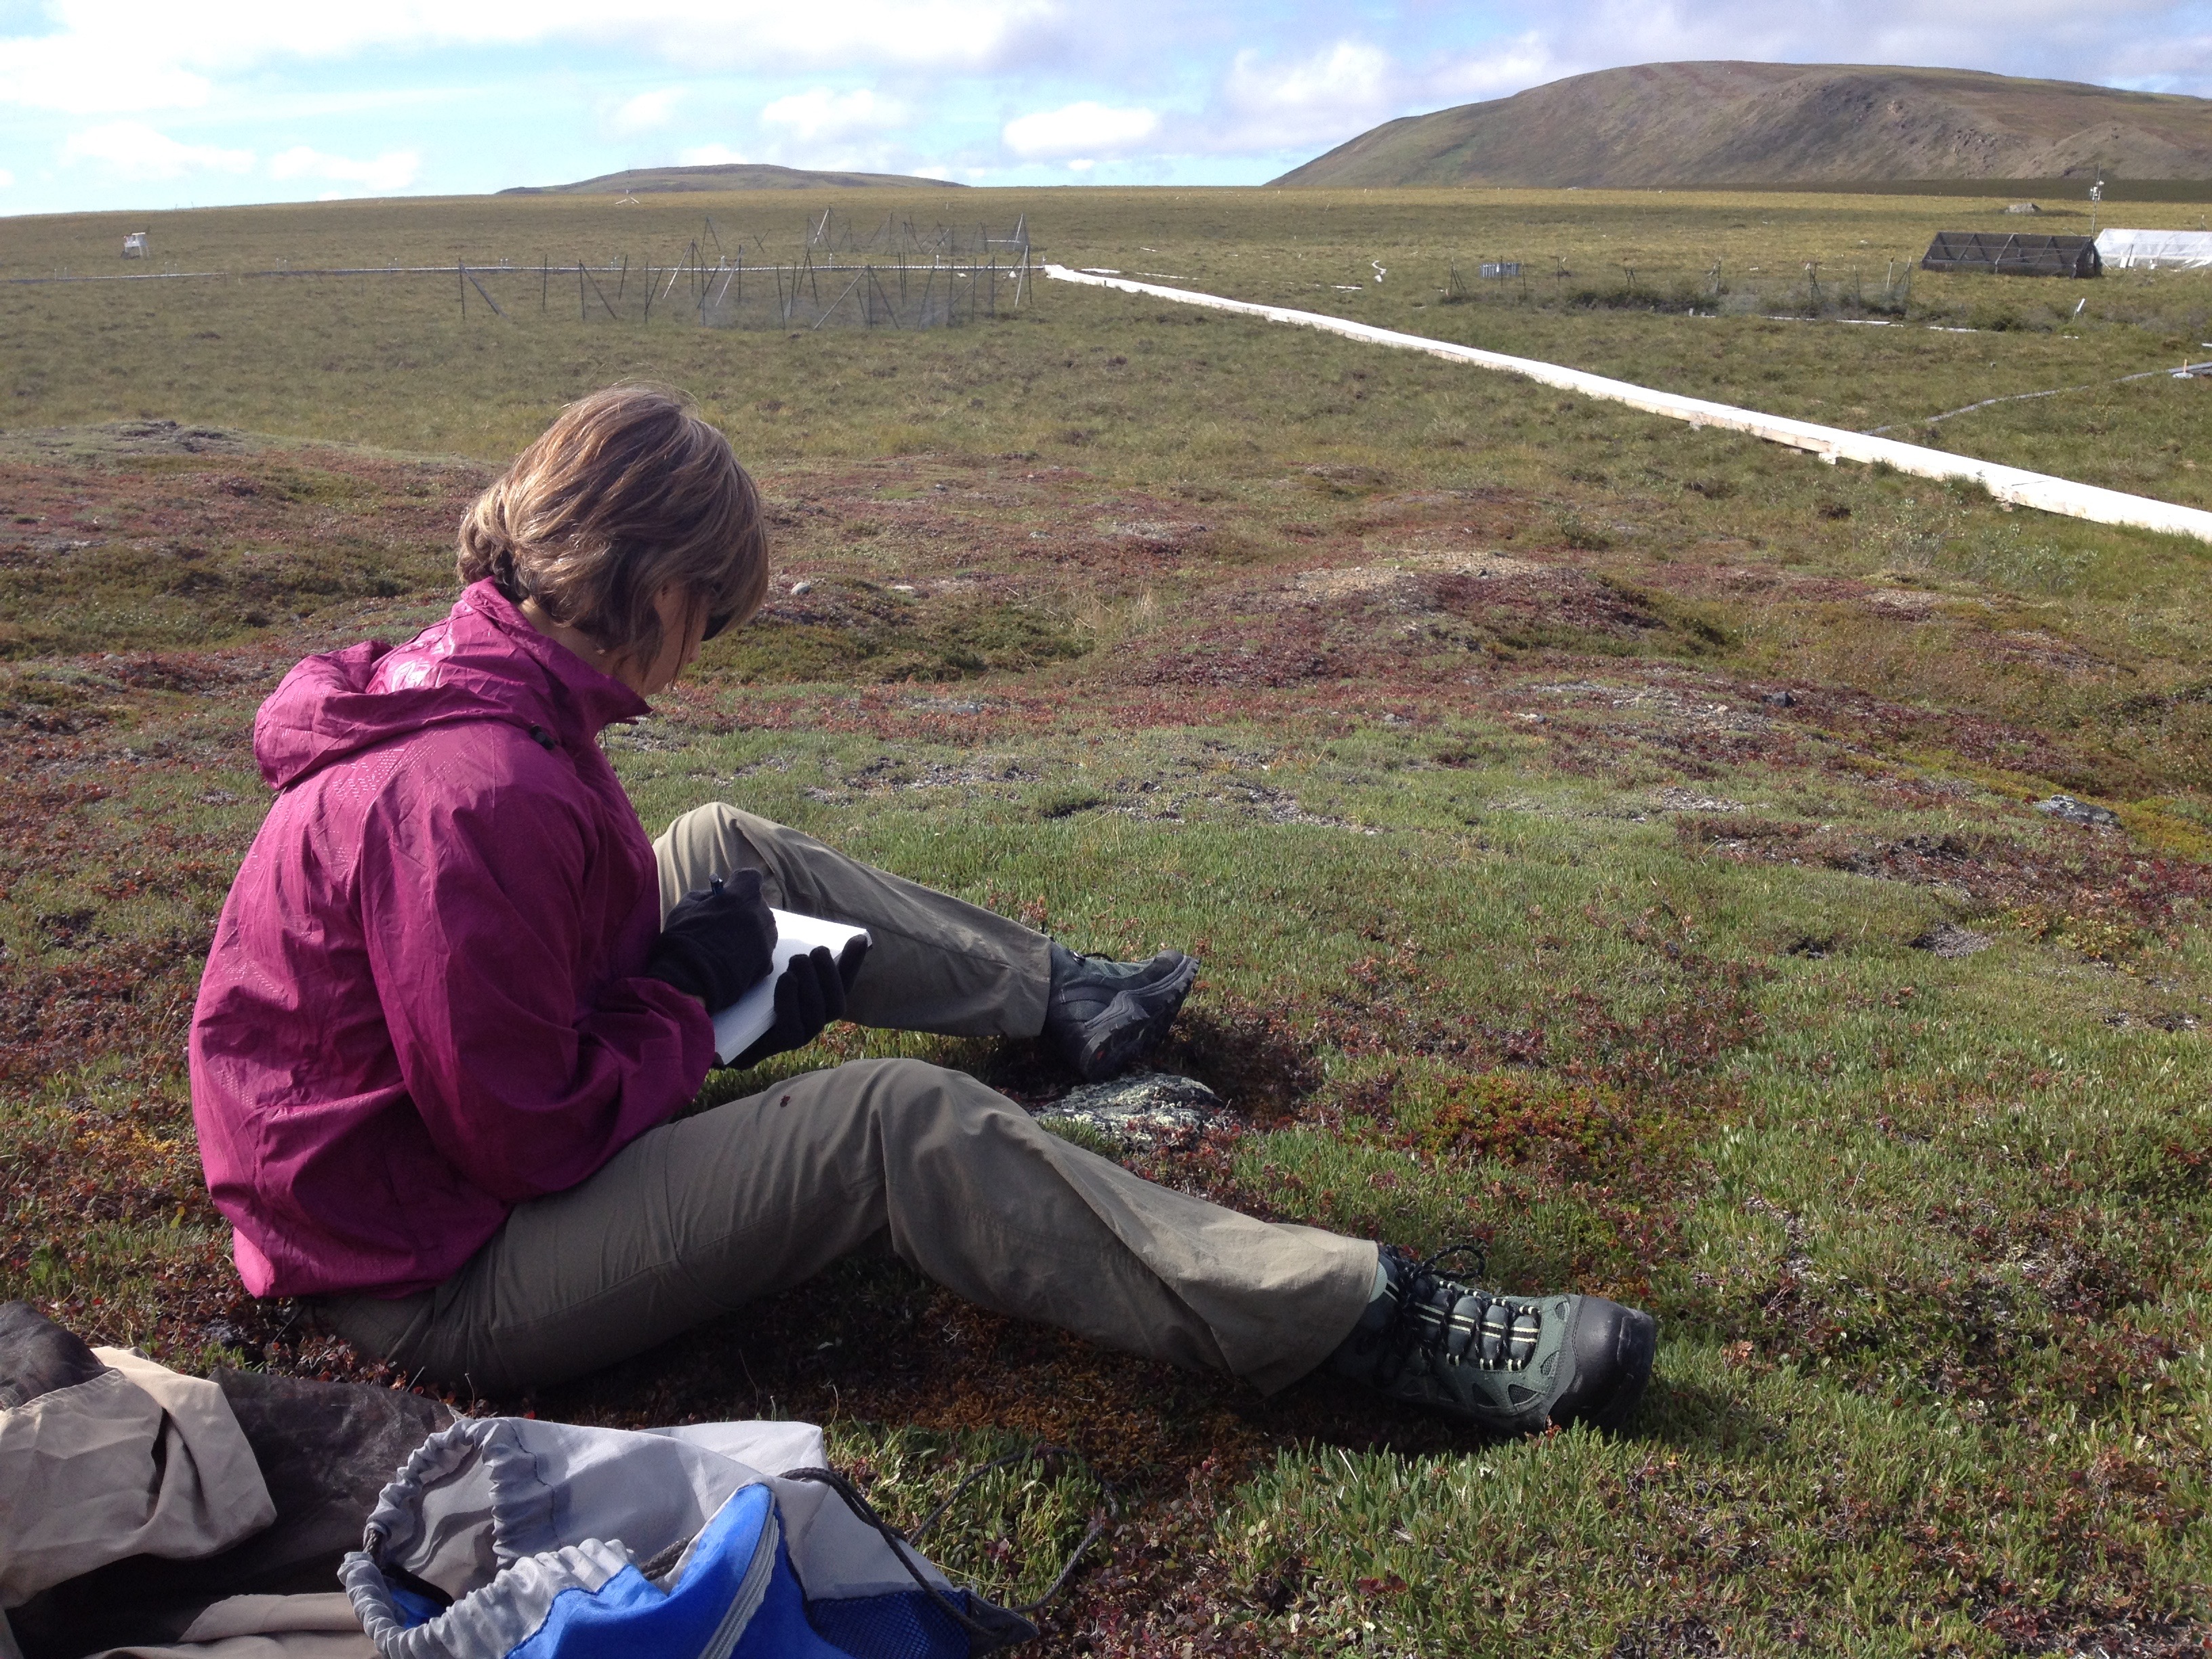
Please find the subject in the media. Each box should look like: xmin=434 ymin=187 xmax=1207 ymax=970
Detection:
xmin=3 ymin=185 xmax=2212 ymax=1656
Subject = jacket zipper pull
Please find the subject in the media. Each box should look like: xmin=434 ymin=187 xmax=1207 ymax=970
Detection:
xmin=527 ymin=724 xmax=557 ymax=752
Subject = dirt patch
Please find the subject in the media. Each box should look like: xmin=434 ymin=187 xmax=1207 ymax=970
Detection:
xmin=1679 ymin=814 xmax=2212 ymax=959
xmin=1862 ymin=586 xmax=1946 ymax=616
xmin=0 ymin=421 xmax=263 ymax=464
xmin=1292 ymin=550 xmax=1552 ymax=602
xmin=1658 ymin=786 xmax=1746 ymax=813
xmin=1988 ymin=629 xmax=2116 ymax=677
xmin=1097 ymin=518 xmax=1212 ymax=547
xmin=1912 ymin=922 xmax=1995 ymax=958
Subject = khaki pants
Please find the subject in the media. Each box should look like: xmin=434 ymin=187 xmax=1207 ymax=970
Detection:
xmin=319 ymin=806 xmax=1378 ymax=1396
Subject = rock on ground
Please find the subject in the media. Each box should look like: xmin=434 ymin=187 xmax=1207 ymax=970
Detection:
xmin=2036 ymin=794 xmax=2119 ymax=827
xmin=1037 ymin=1072 xmax=1229 ymax=1148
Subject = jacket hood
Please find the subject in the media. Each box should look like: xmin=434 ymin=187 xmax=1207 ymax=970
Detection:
xmin=253 ymin=581 xmax=651 ymax=790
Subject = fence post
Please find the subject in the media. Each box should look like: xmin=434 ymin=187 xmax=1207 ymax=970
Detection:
xmin=459 ymin=262 xmax=466 ymax=320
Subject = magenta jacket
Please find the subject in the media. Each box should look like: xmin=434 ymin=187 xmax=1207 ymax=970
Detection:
xmin=190 ymin=582 xmax=716 ymax=1300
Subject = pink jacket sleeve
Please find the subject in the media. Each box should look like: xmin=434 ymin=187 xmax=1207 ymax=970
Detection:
xmin=356 ymin=768 xmax=716 ymax=1205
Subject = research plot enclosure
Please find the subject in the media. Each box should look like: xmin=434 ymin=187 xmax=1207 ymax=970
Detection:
xmin=675 ymin=211 xmax=1034 ymax=329
xmin=1919 ymin=232 xmax=2102 ymax=277
xmin=13 ymin=212 xmax=1040 ymax=334
xmin=693 ymin=249 xmax=1031 ymax=330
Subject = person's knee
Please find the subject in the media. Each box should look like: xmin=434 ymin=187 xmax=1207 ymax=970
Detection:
xmin=845 ymin=1057 xmax=1025 ymax=1134
xmin=666 ymin=800 xmax=766 ymax=859
xmin=846 ymin=1054 xmax=969 ymax=1096
xmin=663 ymin=802 xmax=788 ymax=900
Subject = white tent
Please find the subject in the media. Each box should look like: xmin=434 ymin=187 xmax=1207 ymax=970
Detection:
xmin=2095 ymin=228 xmax=2212 ymax=270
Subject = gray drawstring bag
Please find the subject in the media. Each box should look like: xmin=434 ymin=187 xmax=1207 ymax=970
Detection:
xmin=339 ymin=1416 xmax=1037 ymax=1659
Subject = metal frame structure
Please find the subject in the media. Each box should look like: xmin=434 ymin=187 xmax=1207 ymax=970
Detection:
xmin=1920 ymin=232 xmax=2102 ymax=277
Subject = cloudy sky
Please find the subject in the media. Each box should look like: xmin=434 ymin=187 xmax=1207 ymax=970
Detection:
xmin=1 ymin=0 xmax=2207 ymax=214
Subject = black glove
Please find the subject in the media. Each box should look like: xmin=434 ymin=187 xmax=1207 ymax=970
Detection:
xmin=730 ymin=941 xmax=865 ymax=1068
xmin=642 ymin=869 xmax=775 ymax=1010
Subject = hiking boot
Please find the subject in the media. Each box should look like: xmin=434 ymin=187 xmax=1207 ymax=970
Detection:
xmin=1042 ymin=944 xmax=1200 ymax=1081
xmin=1329 ymin=1244 xmax=1656 ymax=1435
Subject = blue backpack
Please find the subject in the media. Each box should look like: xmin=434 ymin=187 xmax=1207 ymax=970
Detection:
xmin=340 ymin=1416 xmax=1038 ymax=1659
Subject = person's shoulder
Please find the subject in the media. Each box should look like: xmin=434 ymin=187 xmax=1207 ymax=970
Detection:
xmin=402 ymin=715 xmax=560 ymax=764
xmin=361 ymin=719 xmax=591 ymax=822
xmin=354 ymin=724 xmax=600 ymax=879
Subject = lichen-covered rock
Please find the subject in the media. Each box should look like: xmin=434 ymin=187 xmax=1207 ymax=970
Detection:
xmin=1038 ymin=1071 xmax=1227 ymax=1148
xmin=2035 ymin=794 xmax=2118 ymax=827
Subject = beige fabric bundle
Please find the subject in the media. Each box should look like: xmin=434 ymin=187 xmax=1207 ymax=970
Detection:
xmin=1 ymin=1347 xmax=275 ymax=1611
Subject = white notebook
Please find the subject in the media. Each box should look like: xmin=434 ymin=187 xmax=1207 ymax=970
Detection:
xmin=711 ymin=909 xmax=872 ymax=1064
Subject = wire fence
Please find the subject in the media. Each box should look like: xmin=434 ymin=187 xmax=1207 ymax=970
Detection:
xmin=5 ymin=214 xmax=1040 ymax=331
xmin=453 ymin=246 xmax=1033 ymax=329
xmin=699 ymin=254 xmax=1027 ymax=328
xmin=804 ymin=209 xmax=1031 ymax=261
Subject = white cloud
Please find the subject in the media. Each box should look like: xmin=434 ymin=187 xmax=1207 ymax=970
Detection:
xmin=678 ymin=142 xmax=749 ymax=165
xmin=1230 ymin=40 xmax=1389 ymax=116
xmin=268 ymin=145 xmax=419 ymax=193
xmin=760 ymin=86 xmax=907 ymax=141
xmin=1208 ymin=34 xmax=1561 ymax=157
xmin=1219 ymin=39 xmax=1393 ymax=150
xmin=1421 ymin=34 xmax=1559 ymax=106
xmin=0 ymin=167 xmax=12 ymax=187
xmin=62 ymin=121 xmax=253 ymax=180
xmin=610 ymin=88 xmax=682 ymax=133
xmin=1002 ymin=100 xmax=1157 ymax=158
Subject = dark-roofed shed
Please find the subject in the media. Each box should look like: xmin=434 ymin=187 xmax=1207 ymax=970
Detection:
xmin=1921 ymin=232 xmax=2101 ymax=277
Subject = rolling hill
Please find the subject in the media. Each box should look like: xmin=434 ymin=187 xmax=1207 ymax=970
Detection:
xmin=1273 ymin=62 xmax=2212 ymax=189
xmin=502 ymin=163 xmax=964 ymax=194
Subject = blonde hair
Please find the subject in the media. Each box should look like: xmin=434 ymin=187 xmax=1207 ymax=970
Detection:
xmin=457 ymin=384 xmax=769 ymax=666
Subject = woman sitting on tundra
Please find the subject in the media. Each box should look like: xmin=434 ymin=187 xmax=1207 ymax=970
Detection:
xmin=189 ymin=384 xmax=1656 ymax=1431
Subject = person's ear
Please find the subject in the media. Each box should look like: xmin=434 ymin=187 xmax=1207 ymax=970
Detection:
xmin=655 ymin=581 xmax=709 ymax=642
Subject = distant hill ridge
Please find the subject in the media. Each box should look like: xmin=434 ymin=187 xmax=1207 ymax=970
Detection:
xmin=503 ymin=163 xmax=964 ymax=194
xmin=1273 ymin=62 xmax=2212 ymax=188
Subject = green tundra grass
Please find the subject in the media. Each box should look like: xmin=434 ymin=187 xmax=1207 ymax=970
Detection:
xmin=3 ymin=185 xmax=2211 ymax=1656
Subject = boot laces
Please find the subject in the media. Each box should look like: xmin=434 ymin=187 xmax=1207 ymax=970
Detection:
xmin=1376 ymin=1242 xmax=1541 ymax=1378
